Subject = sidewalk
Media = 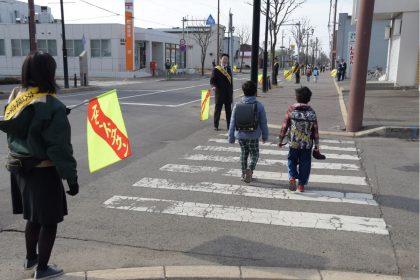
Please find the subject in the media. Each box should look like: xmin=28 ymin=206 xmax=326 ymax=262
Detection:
xmin=23 ymin=266 xmax=402 ymax=280
xmin=264 ymin=73 xmax=418 ymax=140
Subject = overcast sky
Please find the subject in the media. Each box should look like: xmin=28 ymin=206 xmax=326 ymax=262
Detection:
xmin=23 ymin=0 xmax=353 ymax=53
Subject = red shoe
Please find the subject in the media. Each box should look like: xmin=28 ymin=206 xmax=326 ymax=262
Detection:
xmin=297 ymin=185 xmax=305 ymax=192
xmin=289 ymin=177 xmax=297 ymax=191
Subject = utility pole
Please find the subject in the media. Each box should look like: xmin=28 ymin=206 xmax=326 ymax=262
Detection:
xmin=228 ymin=10 xmax=233 ymax=66
xmin=217 ymin=0 xmax=220 ymax=60
xmin=305 ymin=32 xmax=309 ymax=65
xmin=182 ymin=17 xmax=186 ymax=68
xmin=315 ymin=37 xmax=318 ymax=65
xmin=60 ymin=0 xmax=69 ymax=88
xmin=262 ymin=0 xmax=269 ymax=92
xmin=251 ymin=0 xmax=261 ymax=84
xmin=28 ymin=0 xmax=37 ymax=51
xmin=331 ymin=0 xmax=338 ymax=69
xmin=347 ymin=0 xmax=375 ymax=132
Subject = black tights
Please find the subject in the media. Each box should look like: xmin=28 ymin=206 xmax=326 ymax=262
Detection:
xmin=25 ymin=221 xmax=57 ymax=271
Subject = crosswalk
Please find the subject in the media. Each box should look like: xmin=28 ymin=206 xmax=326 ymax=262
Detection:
xmin=103 ymin=134 xmax=389 ymax=236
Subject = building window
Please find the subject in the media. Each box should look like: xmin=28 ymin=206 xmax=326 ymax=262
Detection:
xmin=90 ymin=39 xmax=111 ymax=57
xmin=0 ymin=39 xmax=5 ymax=56
xmin=11 ymin=39 xmax=30 ymax=56
xmin=37 ymin=39 xmax=57 ymax=56
xmin=66 ymin=40 xmax=84 ymax=57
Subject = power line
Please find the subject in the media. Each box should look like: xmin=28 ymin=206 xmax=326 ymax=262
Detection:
xmin=79 ymin=0 xmax=120 ymax=16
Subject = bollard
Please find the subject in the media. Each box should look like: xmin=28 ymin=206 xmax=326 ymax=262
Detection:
xmin=73 ymin=74 xmax=77 ymax=88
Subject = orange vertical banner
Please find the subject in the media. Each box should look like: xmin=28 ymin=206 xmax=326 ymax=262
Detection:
xmin=125 ymin=0 xmax=134 ymax=71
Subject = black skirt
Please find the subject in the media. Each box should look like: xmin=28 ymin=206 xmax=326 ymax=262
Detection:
xmin=11 ymin=167 xmax=68 ymax=225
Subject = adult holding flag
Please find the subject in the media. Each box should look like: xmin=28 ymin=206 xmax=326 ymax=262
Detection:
xmin=210 ymin=53 xmax=233 ymax=131
xmin=0 ymin=51 xmax=78 ymax=279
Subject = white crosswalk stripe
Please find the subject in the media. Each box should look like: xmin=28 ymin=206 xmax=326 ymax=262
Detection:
xmin=194 ymin=145 xmax=360 ymax=160
xmin=104 ymin=195 xmax=388 ymax=235
xmin=183 ymin=154 xmax=360 ymax=170
xmin=103 ymin=135 xmax=388 ymax=235
xmin=133 ymin=177 xmax=376 ymax=206
xmin=160 ymin=164 xmax=367 ymax=186
xmin=218 ymin=133 xmax=355 ymax=145
xmin=208 ymin=138 xmax=358 ymax=152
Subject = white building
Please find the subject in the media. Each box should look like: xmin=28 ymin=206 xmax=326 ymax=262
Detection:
xmin=158 ymin=24 xmax=225 ymax=71
xmin=0 ymin=1 xmax=180 ymax=78
xmin=352 ymin=0 xmax=419 ymax=87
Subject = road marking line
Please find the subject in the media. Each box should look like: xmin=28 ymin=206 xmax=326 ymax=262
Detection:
xmin=132 ymin=177 xmax=376 ymax=206
xmin=103 ymin=195 xmax=388 ymax=235
xmin=208 ymin=138 xmax=358 ymax=152
xmin=120 ymin=98 xmax=203 ymax=108
xmin=223 ymin=169 xmax=367 ymax=186
xmin=194 ymin=146 xmax=360 ymax=161
xmin=183 ymin=154 xmax=360 ymax=170
xmin=218 ymin=133 xmax=355 ymax=144
xmin=160 ymin=164 xmax=367 ymax=186
xmin=160 ymin=164 xmax=223 ymax=173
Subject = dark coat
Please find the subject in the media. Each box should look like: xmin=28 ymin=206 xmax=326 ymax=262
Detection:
xmin=273 ymin=62 xmax=279 ymax=75
xmin=210 ymin=66 xmax=233 ymax=104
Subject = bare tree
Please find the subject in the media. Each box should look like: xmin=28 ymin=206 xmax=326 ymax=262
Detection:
xmin=236 ymin=25 xmax=251 ymax=73
xmin=291 ymin=17 xmax=313 ymax=63
xmin=249 ymin=0 xmax=305 ymax=68
xmin=190 ymin=23 xmax=215 ymax=76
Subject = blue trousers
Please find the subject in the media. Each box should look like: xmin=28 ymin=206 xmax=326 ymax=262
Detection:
xmin=287 ymin=148 xmax=312 ymax=186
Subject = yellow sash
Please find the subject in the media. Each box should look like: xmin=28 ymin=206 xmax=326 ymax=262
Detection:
xmin=215 ymin=65 xmax=232 ymax=84
xmin=4 ymin=88 xmax=55 ymax=120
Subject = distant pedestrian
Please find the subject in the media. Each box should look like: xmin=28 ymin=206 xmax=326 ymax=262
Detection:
xmin=341 ymin=59 xmax=347 ymax=80
xmin=228 ymin=81 xmax=269 ymax=183
xmin=272 ymin=57 xmax=279 ymax=86
xmin=336 ymin=60 xmax=343 ymax=81
xmin=0 ymin=51 xmax=79 ymax=279
xmin=278 ymin=86 xmax=321 ymax=192
xmin=293 ymin=62 xmax=300 ymax=84
xmin=313 ymin=66 xmax=319 ymax=83
xmin=165 ymin=59 xmax=171 ymax=79
xmin=212 ymin=59 xmax=216 ymax=68
xmin=210 ymin=53 xmax=233 ymax=131
xmin=305 ymin=65 xmax=312 ymax=82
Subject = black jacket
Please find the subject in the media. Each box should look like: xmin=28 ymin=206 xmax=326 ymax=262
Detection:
xmin=210 ymin=66 xmax=233 ymax=104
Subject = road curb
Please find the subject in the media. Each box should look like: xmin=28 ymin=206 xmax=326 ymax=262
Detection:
xmin=25 ymin=266 xmax=403 ymax=280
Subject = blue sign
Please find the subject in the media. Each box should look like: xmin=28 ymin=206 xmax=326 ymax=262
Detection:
xmin=206 ymin=14 xmax=215 ymax=26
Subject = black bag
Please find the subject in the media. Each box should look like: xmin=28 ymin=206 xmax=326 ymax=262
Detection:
xmin=5 ymin=154 xmax=42 ymax=173
xmin=235 ymin=102 xmax=258 ymax=131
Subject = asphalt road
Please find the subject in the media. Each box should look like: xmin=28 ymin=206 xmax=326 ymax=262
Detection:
xmin=0 ymin=73 xmax=418 ymax=280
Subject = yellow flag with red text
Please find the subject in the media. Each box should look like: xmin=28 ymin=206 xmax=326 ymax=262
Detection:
xmin=87 ymin=89 xmax=131 ymax=173
xmin=200 ymin=89 xmax=211 ymax=121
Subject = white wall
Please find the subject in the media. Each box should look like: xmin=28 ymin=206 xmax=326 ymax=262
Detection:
xmin=395 ymin=12 xmax=419 ymax=86
xmin=0 ymin=23 xmax=179 ymax=78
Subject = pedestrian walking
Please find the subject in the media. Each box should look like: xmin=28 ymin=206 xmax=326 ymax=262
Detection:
xmin=0 ymin=51 xmax=79 ymax=279
xmin=278 ymin=86 xmax=322 ymax=192
xmin=336 ymin=60 xmax=343 ymax=81
xmin=305 ymin=65 xmax=312 ymax=82
xmin=228 ymin=81 xmax=269 ymax=183
xmin=210 ymin=53 xmax=233 ymax=131
xmin=272 ymin=57 xmax=279 ymax=86
xmin=313 ymin=66 xmax=319 ymax=83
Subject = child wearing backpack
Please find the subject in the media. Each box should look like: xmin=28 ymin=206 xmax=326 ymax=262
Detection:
xmin=228 ymin=81 xmax=269 ymax=183
xmin=278 ymin=86 xmax=321 ymax=192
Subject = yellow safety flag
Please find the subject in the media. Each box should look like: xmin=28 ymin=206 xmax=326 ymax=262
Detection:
xmin=170 ymin=64 xmax=178 ymax=74
xmin=258 ymin=73 xmax=263 ymax=85
xmin=200 ymin=89 xmax=211 ymax=121
xmin=283 ymin=69 xmax=293 ymax=80
xmin=331 ymin=69 xmax=337 ymax=77
xmin=87 ymin=89 xmax=131 ymax=173
xmin=233 ymin=65 xmax=237 ymax=72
